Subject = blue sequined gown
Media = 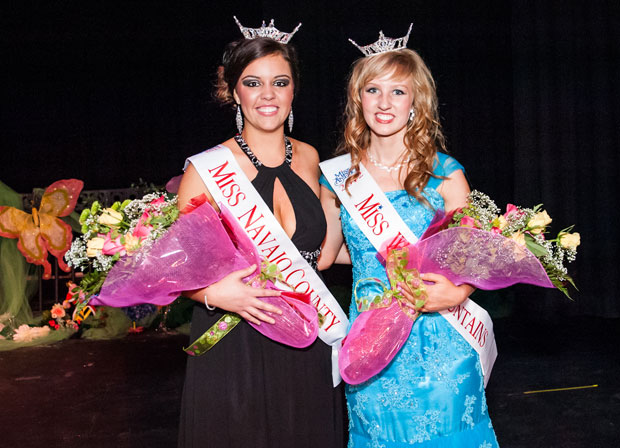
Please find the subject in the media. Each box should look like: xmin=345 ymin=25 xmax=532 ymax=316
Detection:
xmin=325 ymin=153 xmax=499 ymax=448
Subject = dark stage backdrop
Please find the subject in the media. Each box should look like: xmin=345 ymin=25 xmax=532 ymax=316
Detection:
xmin=2 ymin=1 xmax=619 ymax=317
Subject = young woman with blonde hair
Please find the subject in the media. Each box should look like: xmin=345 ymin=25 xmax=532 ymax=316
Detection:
xmin=320 ymin=33 xmax=499 ymax=447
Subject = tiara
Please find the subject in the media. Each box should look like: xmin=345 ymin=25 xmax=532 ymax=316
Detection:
xmin=349 ymin=23 xmax=413 ymax=57
xmin=234 ymin=16 xmax=301 ymax=44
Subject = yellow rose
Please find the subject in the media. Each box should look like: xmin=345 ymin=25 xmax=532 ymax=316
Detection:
xmin=528 ymin=210 xmax=552 ymax=234
xmin=124 ymin=233 xmax=142 ymax=254
xmin=86 ymin=237 xmax=105 ymax=257
xmin=98 ymin=208 xmax=123 ymax=227
xmin=559 ymin=232 xmax=580 ymax=250
xmin=493 ymin=215 xmax=508 ymax=230
xmin=510 ymin=232 xmax=526 ymax=246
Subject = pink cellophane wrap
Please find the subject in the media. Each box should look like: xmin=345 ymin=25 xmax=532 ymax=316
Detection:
xmin=340 ymin=212 xmax=554 ymax=384
xmin=90 ymin=202 xmax=318 ymax=348
xmin=339 ymin=299 xmax=414 ymax=385
xmin=257 ymin=290 xmax=319 ymax=348
xmin=397 ymin=227 xmax=554 ymax=290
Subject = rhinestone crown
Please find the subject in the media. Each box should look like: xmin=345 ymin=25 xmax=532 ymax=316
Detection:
xmin=234 ymin=16 xmax=301 ymax=44
xmin=349 ymin=23 xmax=413 ymax=57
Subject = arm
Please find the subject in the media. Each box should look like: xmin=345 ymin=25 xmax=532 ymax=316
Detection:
xmin=318 ymin=185 xmax=349 ymax=270
xmin=438 ymin=168 xmax=470 ymax=213
xmin=400 ymin=169 xmax=474 ymax=312
xmin=177 ymin=164 xmax=282 ymax=325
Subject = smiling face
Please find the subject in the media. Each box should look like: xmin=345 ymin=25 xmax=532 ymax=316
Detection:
xmin=360 ymin=71 xmax=414 ymax=139
xmin=233 ymin=53 xmax=294 ymax=134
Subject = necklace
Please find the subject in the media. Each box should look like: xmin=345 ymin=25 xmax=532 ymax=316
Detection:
xmin=234 ymin=134 xmax=292 ymax=167
xmin=367 ymin=151 xmax=411 ymax=173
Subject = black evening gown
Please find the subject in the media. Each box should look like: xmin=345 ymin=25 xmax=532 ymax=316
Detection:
xmin=178 ymin=140 xmax=345 ymax=448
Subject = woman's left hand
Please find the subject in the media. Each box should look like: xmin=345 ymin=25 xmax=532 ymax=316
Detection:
xmin=399 ymin=272 xmax=473 ymax=313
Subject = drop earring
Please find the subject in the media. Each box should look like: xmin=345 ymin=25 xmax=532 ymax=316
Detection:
xmin=236 ymin=104 xmax=243 ymax=134
xmin=288 ymin=109 xmax=294 ymax=133
xmin=408 ymin=108 xmax=415 ymax=122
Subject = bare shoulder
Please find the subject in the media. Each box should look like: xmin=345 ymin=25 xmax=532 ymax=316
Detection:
xmin=289 ymin=138 xmax=319 ymax=164
xmin=178 ymin=163 xmax=213 ymax=209
xmin=220 ymin=137 xmax=239 ymax=153
xmin=289 ymin=138 xmax=321 ymax=193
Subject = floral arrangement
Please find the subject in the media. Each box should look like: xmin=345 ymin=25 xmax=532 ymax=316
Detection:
xmin=340 ymin=190 xmax=580 ymax=384
xmin=64 ymin=192 xmax=179 ymax=314
xmin=0 ymin=308 xmax=77 ymax=343
xmin=0 ymin=191 xmax=194 ymax=346
xmin=447 ymin=190 xmax=579 ymax=297
xmin=44 ymin=302 xmax=80 ymax=331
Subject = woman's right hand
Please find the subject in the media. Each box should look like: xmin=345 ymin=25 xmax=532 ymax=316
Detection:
xmin=201 ymin=264 xmax=283 ymax=326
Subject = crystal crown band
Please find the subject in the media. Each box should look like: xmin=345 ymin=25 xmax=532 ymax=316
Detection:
xmin=349 ymin=23 xmax=413 ymax=57
xmin=234 ymin=16 xmax=301 ymax=44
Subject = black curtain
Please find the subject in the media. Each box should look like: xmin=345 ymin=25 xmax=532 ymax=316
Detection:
xmin=1 ymin=1 xmax=618 ymax=316
xmin=510 ymin=0 xmax=620 ymax=317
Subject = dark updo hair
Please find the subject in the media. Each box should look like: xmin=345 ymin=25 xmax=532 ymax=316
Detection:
xmin=215 ymin=37 xmax=300 ymax=107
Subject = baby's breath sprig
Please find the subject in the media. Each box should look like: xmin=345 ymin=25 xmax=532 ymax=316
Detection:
xmin=449 ymin=190 xmax=579 ymax=298
xmin=64 ymin=192 xmax=181 ymax=312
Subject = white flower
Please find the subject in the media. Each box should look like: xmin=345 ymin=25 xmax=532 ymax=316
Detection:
xmin=12 ymin=324 xmax=50 ymax=343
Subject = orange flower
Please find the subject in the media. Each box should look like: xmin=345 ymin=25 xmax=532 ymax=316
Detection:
xmin=51 ymin=303 xmax=66 ymax=319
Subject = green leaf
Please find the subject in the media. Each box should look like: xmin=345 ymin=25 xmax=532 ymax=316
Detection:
xmin=566 ymin=276 xmax=578 ymax=291
xmin=524 ymin=236 xmax=549 ymax=257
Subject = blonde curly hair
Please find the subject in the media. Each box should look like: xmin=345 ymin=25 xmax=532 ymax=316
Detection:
xmin=341 ymin=49 xmax=447 ymax=208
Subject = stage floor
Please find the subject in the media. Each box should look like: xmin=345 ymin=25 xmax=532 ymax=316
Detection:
xmin=1 ymin=316 xmax=618 ymax=447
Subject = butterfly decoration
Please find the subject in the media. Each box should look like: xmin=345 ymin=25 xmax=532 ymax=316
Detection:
xmin=0 ymin=179 xmax=84 ymax=279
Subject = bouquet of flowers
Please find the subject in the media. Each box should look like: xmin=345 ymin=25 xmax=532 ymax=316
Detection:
xmin=339 ymin=190 xmax=580 ymax=384
xmin=65 ymin=193 xmax=319 ymax=351
xmin=444 ymin=190 xmax=579 ymax=297
xmin=64 ymin=192 xmax=179 ymax=318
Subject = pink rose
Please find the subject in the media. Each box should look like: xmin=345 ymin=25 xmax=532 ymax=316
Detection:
xmin=505 ymin=204 xmax=520 ymax=217
xmin=491 ymin=227 xmax=502 ymax=235
xmin=151 ymin=196 xmax=165 ymax=206
xmin=460 ymin=215 xmax=478 ymax=228
xmin=132 ymin=219 xmax=153 ymax=238
xmin=102 ymin=234 xmax=126 ymax=256
xmin=133 ymin=210 xmax=154 ymax=238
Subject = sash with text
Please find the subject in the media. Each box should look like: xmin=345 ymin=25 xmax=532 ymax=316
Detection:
xmin=187 ymin=146 xmax=349 ymax=386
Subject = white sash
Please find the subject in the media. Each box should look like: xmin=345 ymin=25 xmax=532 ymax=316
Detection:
xmin=187 ymin=145 xmax=349 ymax=386
xmin=320 ymin=154 xmax=497 ymax=387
